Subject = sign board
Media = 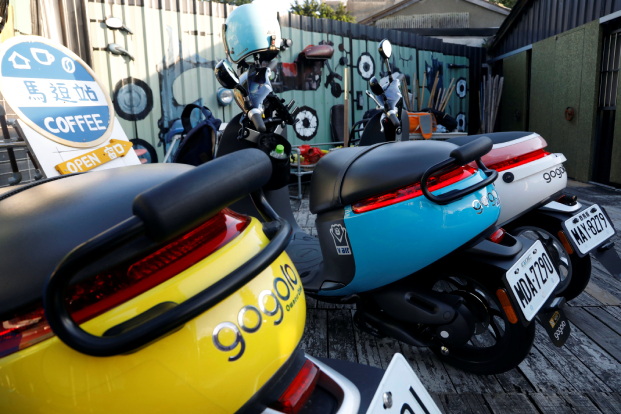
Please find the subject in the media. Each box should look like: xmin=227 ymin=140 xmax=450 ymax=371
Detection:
xmin=55 ymin=139 xmax=134 ymax=174
xmin=0 ymin=36 xmax=140 ymax=178
xmin=15 ymin=117 xmax=140 ymax=178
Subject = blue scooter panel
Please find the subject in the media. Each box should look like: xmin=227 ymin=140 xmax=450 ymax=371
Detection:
xmin=319 ymin=171 xmax=500 ymax=296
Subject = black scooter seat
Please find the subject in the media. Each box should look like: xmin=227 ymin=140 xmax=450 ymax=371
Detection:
xmin=447 ymin=131 xmax=536 ymax=147
xmin=0 ymin=164 xmax=193 ymax=318
xmin=309 ymin=140 xmax=459 ymax=215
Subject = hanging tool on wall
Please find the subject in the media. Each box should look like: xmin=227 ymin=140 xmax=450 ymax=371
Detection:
xmin=105 ymin=17 xmax=133 ymax=35
xmin=108 ymin=43 xmax=135 ymax=61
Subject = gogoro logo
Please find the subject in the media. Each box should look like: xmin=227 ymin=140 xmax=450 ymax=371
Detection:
xmin=212 ymin=264 xmax=302 ymax=361
xmin=544 ymin=166 xmax=566 ymax=183
xmin=472 ymin=199 xmax=483 ymax=214
xmin=473 ymin=189 xmax=500 ymax=214
xmin=488 ymin=190 xmax=500 ymax=207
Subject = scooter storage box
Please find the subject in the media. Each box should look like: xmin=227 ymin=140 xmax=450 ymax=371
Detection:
xmin=258 ymin=133 xmax=291 ymax=190
xmin=309 ymin=141 xmax=500 ymax=296
xmin=449 ymin=132 xmax=567 ymax=225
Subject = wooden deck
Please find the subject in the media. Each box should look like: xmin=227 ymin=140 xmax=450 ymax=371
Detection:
xmin=290 ymin=180 xmax=621 ymax=414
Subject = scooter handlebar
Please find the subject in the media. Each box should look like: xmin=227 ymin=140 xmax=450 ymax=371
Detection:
xmin=248 ymin=108 xmax=266 ymax=133
xmin=387 ymin=110 xmax=400 ymax=127
xmin=43 ymin=151 xmax=292 ymax=357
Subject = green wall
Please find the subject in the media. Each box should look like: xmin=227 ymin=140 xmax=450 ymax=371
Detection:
xmin=610 ymin=67 xmax=621 ymax=184
xmin=528 ymin=20 xmax=601 ymax=182
xmin=500 ymin=51 xmax=529 ymax=132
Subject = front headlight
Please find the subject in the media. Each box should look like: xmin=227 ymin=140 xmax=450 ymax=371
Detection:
xmin=217 ymin=88 xmax=234 ymax=106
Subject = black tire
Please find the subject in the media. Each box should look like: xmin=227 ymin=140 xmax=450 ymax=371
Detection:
xmin=561 ymin=253 xmax=592 ymax=301
xmin=130 ymin=138 xmax=159 ymax=164
xmin=428 ymin=275 xmax=536 ymax=374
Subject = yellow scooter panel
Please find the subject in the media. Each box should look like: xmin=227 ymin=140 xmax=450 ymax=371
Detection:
xmin=0 ymin=218 xmax=306 ymax=414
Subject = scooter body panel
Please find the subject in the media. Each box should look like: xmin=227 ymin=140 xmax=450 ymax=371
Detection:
xmin=0 ymin=219 xmax=306 ymax=414
xmin=318 ymin=171 xmax=500 ymax=296
xmin=495 ymin=153 xmax=567 ymax=225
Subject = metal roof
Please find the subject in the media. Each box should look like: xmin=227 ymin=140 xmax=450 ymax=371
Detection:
xmin=489 ymin=0 xmax=621 ymax=57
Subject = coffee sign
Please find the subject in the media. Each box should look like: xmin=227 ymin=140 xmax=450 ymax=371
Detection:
xmin=0 ymin=36 xmax=114 ymax=148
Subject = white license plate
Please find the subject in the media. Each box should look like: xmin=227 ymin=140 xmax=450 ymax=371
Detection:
xmin=366 ymin=353 xmax=441 ymax=414
xmin=506 ymin=240 xmax=560 ymax=322
xmin=564 ymin=204 xmax=615 ymax=255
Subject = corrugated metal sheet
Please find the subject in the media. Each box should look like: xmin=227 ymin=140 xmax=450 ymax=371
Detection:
xmin=375 ymin=13 xmax=469 ymax=29
xmin=490 ymin=0 xmax=621 ymax=57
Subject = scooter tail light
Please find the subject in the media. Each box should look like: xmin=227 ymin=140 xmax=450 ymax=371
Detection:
xmin=352 ymin=165 xmax=478 ymax=214
xmin=557 ymin=231 xmax=574 ymax=255
xmin=488 ymin=229 xmax=506 ymax=244
xmin=270 ymin=360 xmax=320 ymax=414
xmin=486 ymin=149 xmax=550 ymax=172
xmin=0 ymin=209 xmax=249 ymax=358
xmin=496 ymin=289 xmax=518 ymax=324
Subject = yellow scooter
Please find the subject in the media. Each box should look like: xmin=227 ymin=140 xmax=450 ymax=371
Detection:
xmin=0 ymin=148 xmax=439 ymax=413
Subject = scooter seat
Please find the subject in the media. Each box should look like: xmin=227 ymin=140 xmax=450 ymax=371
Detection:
xmin=447 ymin=131 xmax=536 ymax=147
xmin=0 ymin=164 xmax=193 ymax=318
xmin=309 ymin=140 xmax=459 ymax=214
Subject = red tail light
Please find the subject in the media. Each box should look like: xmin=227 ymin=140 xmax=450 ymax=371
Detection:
xmin=489 ymin=228 xmax=506 ymax=244
xmin=352 ymin=165 xmax=477 ymax=214
xmin=0 ymin=209 xmax=249 ymax=358
xmin=270 ymin=360 xmax=320 ymax=414
xmin=485 ymin=149 xmax=549 ymax=172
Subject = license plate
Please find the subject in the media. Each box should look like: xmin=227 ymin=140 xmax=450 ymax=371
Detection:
xmin=366 ymin=353 xmax=441 ymax=414
xmin=563 ymin=204 xmax=615 ymax=256
xmin=506 ymin=240 xmax=560 ymax=322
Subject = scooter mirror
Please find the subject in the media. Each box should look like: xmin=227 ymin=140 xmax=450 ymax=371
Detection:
xmin=215 ymin=60 xmax=240 ymax=90
xmin=378 ymin=39 xmax=392 ymax=60
xmin=369 ymin=76 xmax=384 ymax=96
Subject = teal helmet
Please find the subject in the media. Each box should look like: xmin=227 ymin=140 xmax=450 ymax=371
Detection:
xmin=223 ymin=3 xmax=282 ymax=63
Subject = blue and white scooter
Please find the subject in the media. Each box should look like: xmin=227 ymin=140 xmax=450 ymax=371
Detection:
xmin=209 ymin=4 xmax=572 ymax=375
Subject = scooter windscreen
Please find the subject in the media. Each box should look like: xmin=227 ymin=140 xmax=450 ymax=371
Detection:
xmin=246 ymin=67 xmax=273 ymax=109
xmin=239 ymin=67 xmax=273 ymax=132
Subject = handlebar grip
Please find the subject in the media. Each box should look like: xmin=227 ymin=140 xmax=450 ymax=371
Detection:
xmin=420 ymin=158 xmax=498 ymax=205
xmin=133 ymin=149 xmax=271 ymax=243
xmin=388 ymin=110 xmax=400 ymax=127
xmin=449 ymin=136 xmax=493 ymax=166
xmin=43 ymin=190 xmax=292 ymax=357
xmin=249 ymin=108 xmax=266 ymax=133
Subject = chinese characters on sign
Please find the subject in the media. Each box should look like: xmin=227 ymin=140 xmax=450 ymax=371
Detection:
xmin=0 ymin=38 xmax=113 ymax=147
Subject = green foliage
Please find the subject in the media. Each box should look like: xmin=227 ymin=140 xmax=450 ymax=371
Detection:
xmin=291 ymin=0 xmax=356 ymax=23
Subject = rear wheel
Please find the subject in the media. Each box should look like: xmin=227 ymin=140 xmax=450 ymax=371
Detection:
xmin=512 ymin=226 xmax=591 ymax=301
xmin=429 ymin=274 xmax=535 ymax=374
